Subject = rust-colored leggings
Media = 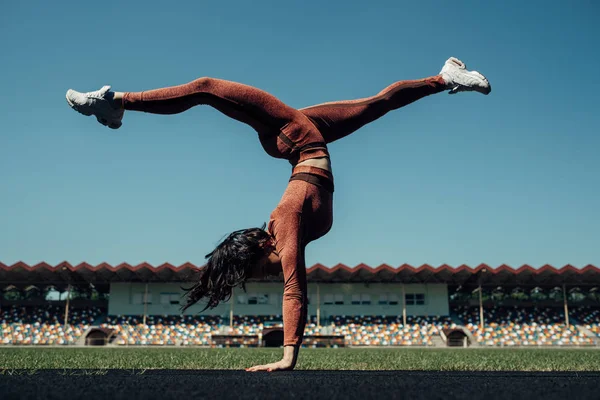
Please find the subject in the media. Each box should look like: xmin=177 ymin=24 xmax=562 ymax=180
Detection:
xmin=123 ymin=76 xmax=447 ymax=145
xmin=123 ymin=75 xmax=447 ymax=347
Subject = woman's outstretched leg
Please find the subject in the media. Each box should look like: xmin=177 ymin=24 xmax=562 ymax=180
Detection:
xmin=66 ymin=77 xmax=300 ymax=134
xmin=299 ymin=57 xmax=491 ymax=144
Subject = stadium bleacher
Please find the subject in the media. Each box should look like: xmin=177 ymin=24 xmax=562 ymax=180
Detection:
xmin=226 ymin=315 xmax=283 ymax=335
xmin=102 ymin=315 xmax=223 ymax=345
xmin=102 ymin=315 xmax=318 ymax=346
xmin=2 ymin=305 xmax=600 ymax=347
xmin=100 ymin=314 xmax=452 ymax=347
xmin=570 ymin=306 xmax=600 ymax=338
xmin=331 ymin=315 xmax=455 ymax=346
xmin=0 ymin=305 xmax=101 ymax=345
xmin=454 ymin=306 xmax=595 ymax=346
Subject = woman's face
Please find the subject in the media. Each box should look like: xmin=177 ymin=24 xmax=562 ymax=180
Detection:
xmin=251 ymin=250 xmax=282 ymax=279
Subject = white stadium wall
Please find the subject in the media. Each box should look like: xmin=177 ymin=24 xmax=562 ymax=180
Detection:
xmin=108 ymin=282 xmax=449 ymax=317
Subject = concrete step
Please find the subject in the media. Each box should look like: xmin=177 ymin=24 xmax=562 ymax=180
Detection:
xmin=430 ymin=334 xmax=445 ymax=347
xmin=75 ymin=326 xmax=95 ymax=346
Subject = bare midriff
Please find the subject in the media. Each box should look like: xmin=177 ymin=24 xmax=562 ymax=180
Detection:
xmin=295 ymin=156 xmax=332 ymax=172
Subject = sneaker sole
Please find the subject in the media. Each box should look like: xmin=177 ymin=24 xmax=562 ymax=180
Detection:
xmin=448 ymin=70 xmax=491 ymax=95
xmin=96 ymin=115 xmax=122 ymax=129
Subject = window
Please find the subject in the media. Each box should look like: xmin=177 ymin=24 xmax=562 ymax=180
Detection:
xmin=324 ymin=294 xmax=334 ymax=305
xmin=248 ymin=293 xmax=258 ymax=305
xmin=160 ymin=293 xmax=180 ymax=305
xmin=361 ymin=294 xmax=371 ymax=305
xmin=415 ymin=293 xmax=425 ymax=305
xmin=257 ymin=294 xmax=269 ymax=305
xmin=334 ymin=294 xmax=344 ymax=305
xmin=389 ymin=294 xmax=399 ymax=305
xmin=351 ymin=294 xmax=361 ymax=305
xmin=247 ymin=293 xmax=269 ymax=305
xmin=406 ymin=293 xmax=425 ymax=306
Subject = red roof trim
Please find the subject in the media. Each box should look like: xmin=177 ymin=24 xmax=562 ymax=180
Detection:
xmin=0 ymin=262 xmax=598 ymax=275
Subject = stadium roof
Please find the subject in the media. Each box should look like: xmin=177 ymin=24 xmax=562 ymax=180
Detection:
xmin=1 ymin=262 xmax=599 ymax=289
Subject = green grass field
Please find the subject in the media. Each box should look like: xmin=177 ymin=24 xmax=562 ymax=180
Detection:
xmin=1 ymin=348 xmax=600 ymax=371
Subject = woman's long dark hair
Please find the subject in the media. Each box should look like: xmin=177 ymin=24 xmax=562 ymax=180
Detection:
xmin=181 ymin=223 xmax=274 ymax=313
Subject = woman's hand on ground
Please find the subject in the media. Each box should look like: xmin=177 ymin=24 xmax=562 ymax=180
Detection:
xmin=245 ymin=359 xmax=294 ymax=372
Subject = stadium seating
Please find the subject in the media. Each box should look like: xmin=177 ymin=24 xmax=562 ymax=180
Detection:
xmin=102 ymin=314 xmax=319 ymax=347
xmin=216 ymin=315 xmax=321 ymax=347
xmin=570 ymin=306 xmax=600 ymax=338
xmin=331 ymin=315 xmax=455 ymax=346
xmin=101 ymin=315 xmax=456 ymax=347
xmin=4 ymin=305 xmax=598 ymax=347
xmin=225 ymin=315 xmax=283 ymax=335
xmin=226 ymin=315 xmax=320 ymax=335
xmin=455 ymin=306 xmax=595 ymax=346
xmin=0 ymin=305 xmax=102 ymax=345
xmin=102 ymin=315 xmax=223 ymax=345
xmin=221 ymin=315 xmax=452 ymax=347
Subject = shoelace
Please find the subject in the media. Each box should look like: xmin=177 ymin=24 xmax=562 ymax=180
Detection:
xmin=84 ymin=86 xmax=110 ymax=101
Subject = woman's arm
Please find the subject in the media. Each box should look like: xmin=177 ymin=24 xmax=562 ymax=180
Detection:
xmin=246 ymin=212 xmax=306 ymax=372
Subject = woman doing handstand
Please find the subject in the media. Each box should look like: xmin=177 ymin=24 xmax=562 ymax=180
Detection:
xmin=66 ymin=57 xmax=491 ymax=371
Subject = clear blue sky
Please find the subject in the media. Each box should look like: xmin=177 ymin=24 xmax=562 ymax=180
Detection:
xmin=1 ymin=0 xmax=598 ymax=268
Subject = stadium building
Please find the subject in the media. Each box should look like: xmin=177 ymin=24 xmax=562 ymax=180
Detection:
xmin=1 ymin=262 xmax=599 ymax=348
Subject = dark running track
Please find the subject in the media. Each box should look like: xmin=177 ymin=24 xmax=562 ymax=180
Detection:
xmin=1 ymin=370 xmax=599 ymax=400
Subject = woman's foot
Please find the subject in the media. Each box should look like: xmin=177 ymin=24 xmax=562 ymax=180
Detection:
xmin=65 ymin=86 xmax=124 ymax=129
xmin=440 ymin=57 xmax=491 ymax=95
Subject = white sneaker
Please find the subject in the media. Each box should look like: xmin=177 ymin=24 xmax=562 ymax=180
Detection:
xmin=440 ymin=57 xmax=491 ymax=95
xmin=65 ymin=85 xmax=124 ymax=129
